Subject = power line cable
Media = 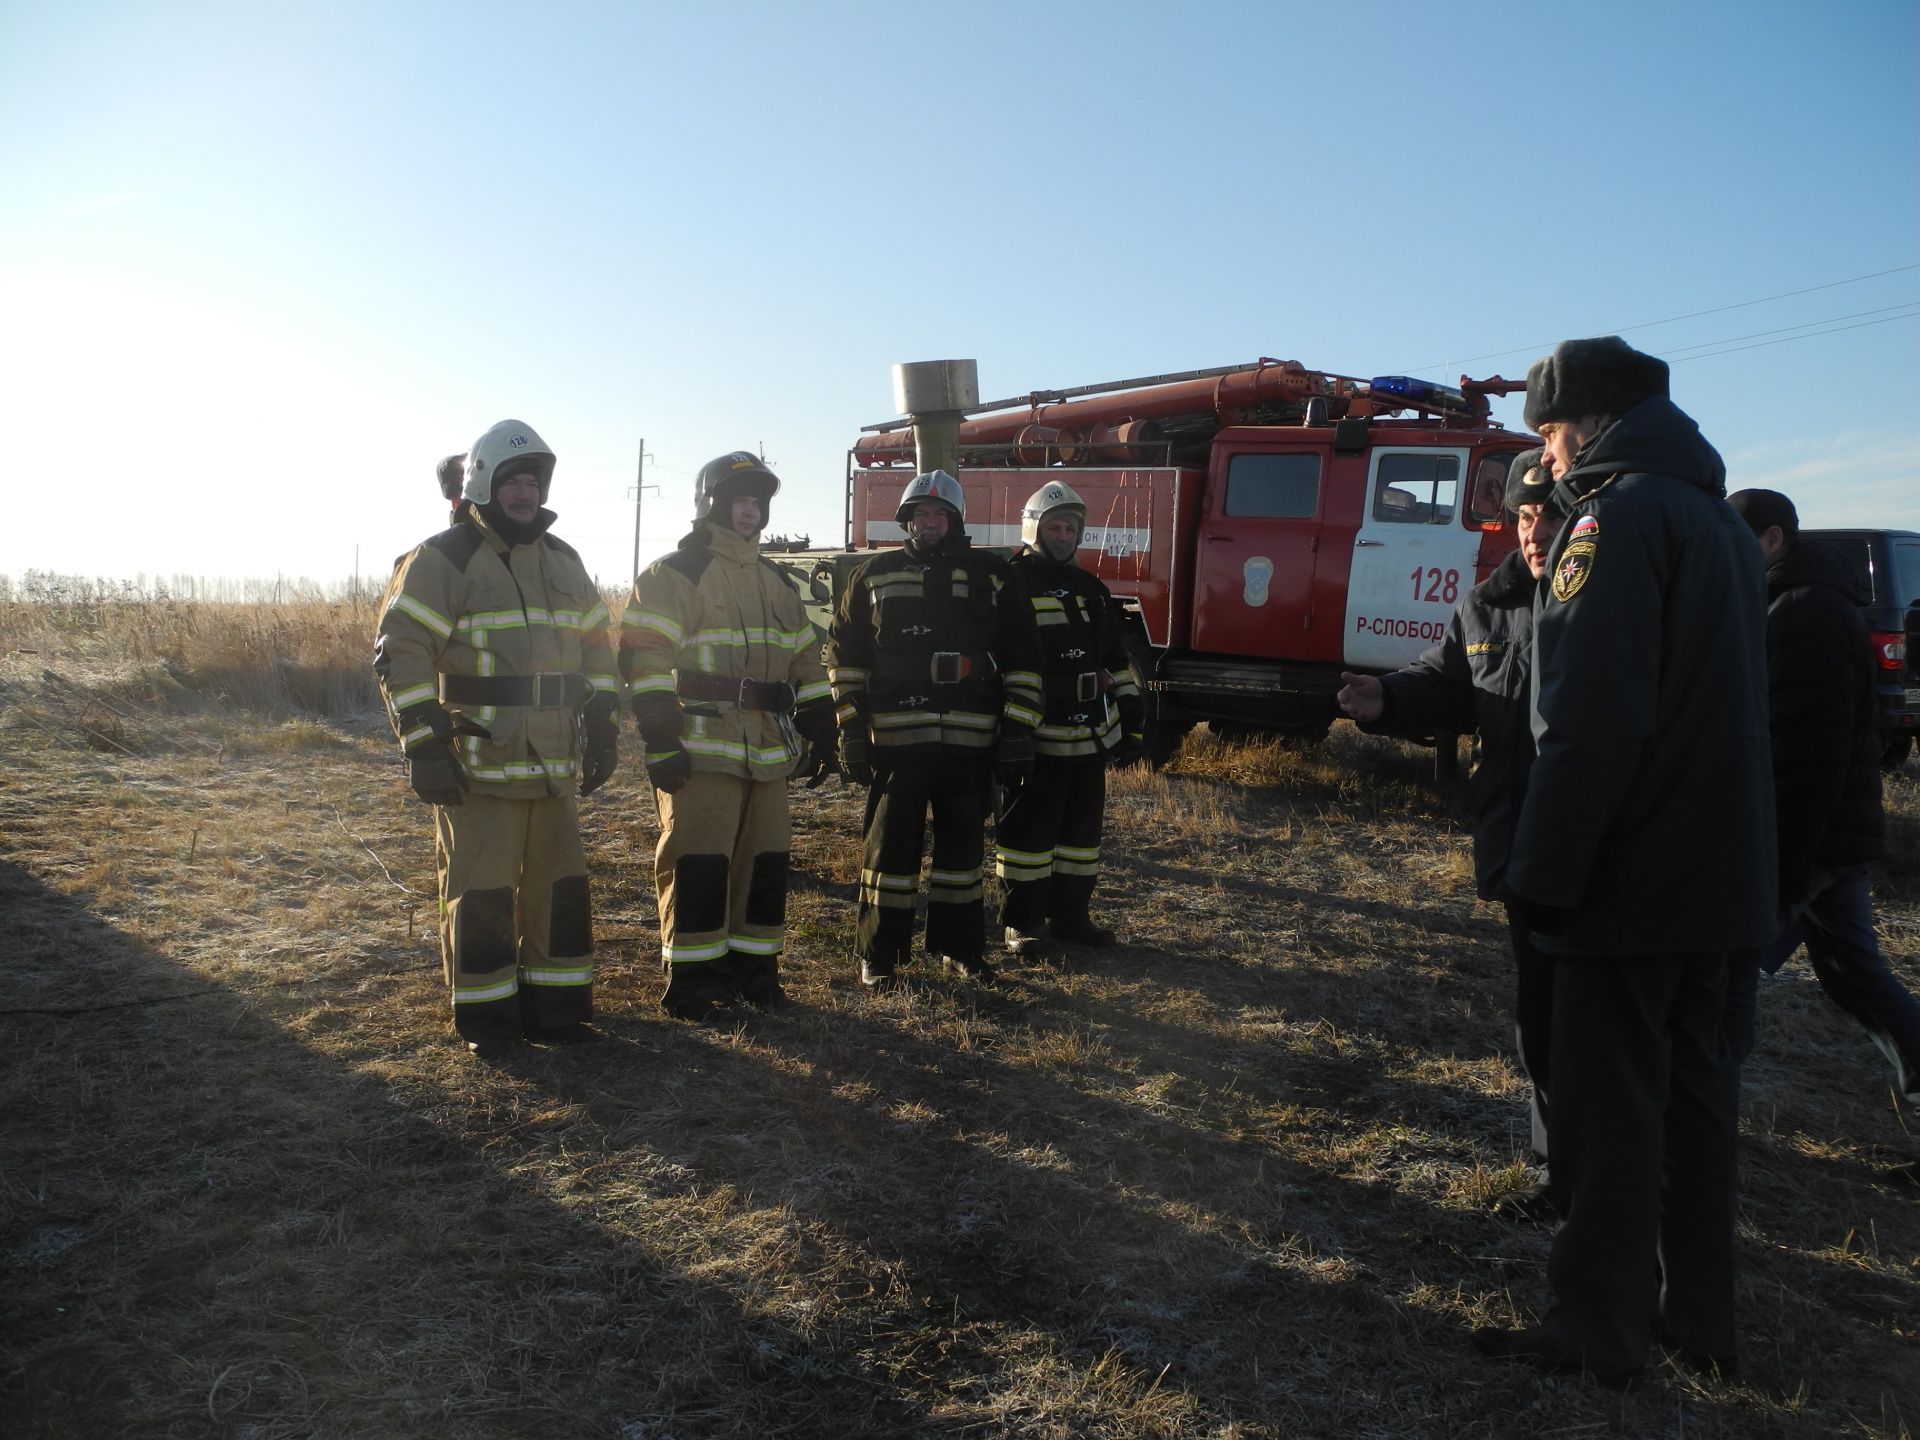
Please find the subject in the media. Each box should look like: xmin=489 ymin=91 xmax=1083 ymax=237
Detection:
xmin=1658 ymin=303 xmax=1920 ymax=357
xmin=1668 ymin=309 xmax=1920 ymax=363
xmin=1402 ymin=263 xmax=1920 ymax=373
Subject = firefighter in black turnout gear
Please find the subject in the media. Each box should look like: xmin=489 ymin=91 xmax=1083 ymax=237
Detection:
xmin=827 ymin=471 xmax=1045 ymax=986
xmin=997 ymin=481 xmax=1145 ymax=960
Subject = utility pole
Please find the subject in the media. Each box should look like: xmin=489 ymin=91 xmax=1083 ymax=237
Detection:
xmin=630 ymin=438 xmax=660 ymax=586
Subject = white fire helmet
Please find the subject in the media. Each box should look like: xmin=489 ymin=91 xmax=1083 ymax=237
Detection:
xmin=694 ymin=451 xmax=780 ymax=526
xmin=1021 ymin=480 xmax=1087 ymax=561
xmin=463 ymin=420 xmax=557 ymax=506
xmin=895 ymin=469 xmax=966 ymax=528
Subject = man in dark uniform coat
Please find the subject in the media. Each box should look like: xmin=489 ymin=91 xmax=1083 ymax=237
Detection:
xmin=1474 ymin=338 xmax=1775 ymax=1387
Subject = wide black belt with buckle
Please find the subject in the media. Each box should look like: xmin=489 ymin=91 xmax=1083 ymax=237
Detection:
xmin=874 ymin=651 xmax=993 ymax=686
xmin=1044 ymin=670 xmax=1104 ymax=703
xmin=677 ymin=670 xmax=796 ymax=713
xmin=440 ymin=671 xmax=589 ymax=708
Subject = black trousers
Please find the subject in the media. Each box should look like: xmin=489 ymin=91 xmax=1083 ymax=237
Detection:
xmin=1542 ymin=951 xmax=1739 ymax=1375
xmin=1504 ymin=904 xmax=1555 ymax=1165
xmin=856 ymin=753 xmax=992 ymax=965
xmin=997 ymin=759 xmax=1107 ymax=932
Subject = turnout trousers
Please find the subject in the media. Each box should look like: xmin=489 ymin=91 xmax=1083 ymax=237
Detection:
xmin=1543 ymin=951 xmax=1739 ymax=1377
xmin=652 ymin=770 xmax=791 ymax=987
xmin=996 ymin=760 xmax=1107 ymax=933
xmin=857 ymin=752 xmax=992 ymax=966
xmin=435 ymin=791 xmax=593 ymax=1045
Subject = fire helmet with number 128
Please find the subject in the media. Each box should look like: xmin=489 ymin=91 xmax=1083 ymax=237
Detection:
xmin=1020 ymin=480 xmax=1087 ymax=561
xmin=463 ymin=420 xmax=557 ymax=506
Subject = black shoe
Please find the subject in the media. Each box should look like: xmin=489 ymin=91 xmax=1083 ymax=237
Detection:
xmin=529 ymin=1021 xmax=600 ymax=1046
xmin=859 ymin=956 xmax=897 ymax=989
xmin=1472 ymin=1325 xmax=1640 ymax=1391
xmin=1050 ymin=918 xmax=1117 ymax=949
xmin=465 ymin=1035 xmax=519 ymax=1062
xmin=729 ymin=952 xmax=785 ymax=1010
xmin=941 ymin=954 xmax=997 ymax=983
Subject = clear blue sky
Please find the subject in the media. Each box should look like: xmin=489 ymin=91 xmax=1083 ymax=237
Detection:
xmin=3 ymin=0 xmax=1915 ymax=589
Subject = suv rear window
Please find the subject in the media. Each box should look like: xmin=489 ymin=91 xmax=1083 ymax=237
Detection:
xmin=1820 ymin=536 xmax=1876 ymax=599
xmin=1891 ymin=540 xmax=1920 ymax=611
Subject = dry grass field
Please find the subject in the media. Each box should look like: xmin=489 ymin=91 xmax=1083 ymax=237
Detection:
xmin=2 ymin=591 xmax=1916 ymax=1439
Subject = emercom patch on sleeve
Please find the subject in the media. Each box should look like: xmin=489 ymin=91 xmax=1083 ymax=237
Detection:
xmin=1552 ymin=538 xmax=1598 ymax=603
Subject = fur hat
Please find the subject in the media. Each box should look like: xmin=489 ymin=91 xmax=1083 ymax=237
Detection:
xmin=1727 ymin=488 xmax=1799 ymax=540
xmin=1503 ymin=447 xmax=1557 ymax=513
xmin=1523 ymin=337 xmax=1670 ymax=431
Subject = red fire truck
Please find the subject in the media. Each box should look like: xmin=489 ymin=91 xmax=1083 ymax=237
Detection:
xmin=783 ymin=358 xmax=1531 ymax=763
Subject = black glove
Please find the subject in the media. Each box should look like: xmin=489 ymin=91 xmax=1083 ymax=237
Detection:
xmin=1509 ymin=895 xmax=1577 ymax=938
xmin=800 ymin=736 xmax=839 ymax=788
xmin=838 ymin=726 xmax=874 ymax=788
xmin=995 ymin=723 xmax=1035 ymax=789
xmin=632 ymin=690 xmax=686 ymax=747
xmin=646 ymin=744 xmax=693 ymax=794
xmin=579 ymin=693 xmax=620 ymax=797
xmin=579 ymin=740 xmax=618 ymax=797
xmin=409 ymin=748 xmax=469 ymax=806
xmin=1110 ymin=730 xmax=1146 ymax=768
xmin=396 ymin=698 xmax=456 ymax=747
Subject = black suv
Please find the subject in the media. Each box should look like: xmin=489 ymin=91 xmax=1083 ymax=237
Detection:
xmin=1801 ymin=528 xmax=1920 ymax=768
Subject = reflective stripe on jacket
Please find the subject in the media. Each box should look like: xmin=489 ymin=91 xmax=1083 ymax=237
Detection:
xmin=374 ymin=506 xmax=617 ymax=796
xmin=1010 ymin=548 xmax=1143 ymax=761
xmin=620 ymin=522 xmax=829 ymax=780
xmin=827 ymin=538 xmax=1044 ymax=752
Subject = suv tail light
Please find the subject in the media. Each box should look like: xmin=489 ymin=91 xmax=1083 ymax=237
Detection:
xmin=1869 ymin=631 xmax=1906 ymax=671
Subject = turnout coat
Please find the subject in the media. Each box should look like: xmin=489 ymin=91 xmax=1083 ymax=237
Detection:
xmin=375 ymin=504 xmax=618 ymax=798
xmin=620 ymin=521 xmax=831 ymax=782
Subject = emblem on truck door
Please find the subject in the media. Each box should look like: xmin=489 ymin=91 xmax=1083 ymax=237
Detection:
xmin=1242 ymin=556 xmax=1274 ymax=607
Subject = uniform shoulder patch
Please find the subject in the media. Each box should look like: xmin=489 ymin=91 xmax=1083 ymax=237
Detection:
xmin=1569 ymin=514 xmax=1600 ymax=540
xmin=1551 ymin=538 xmax=1598 ymax=603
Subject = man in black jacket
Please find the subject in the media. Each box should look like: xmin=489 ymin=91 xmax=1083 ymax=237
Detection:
xmin=828 ymin=472 xmax=1046 ymax=987
xmin=998 ymin=481 xmax=1146 ymax=960
xmin=1725 ymin=488 xmax=1919 ymax=1117
xmin=1338 ymin=449 xmax=1563 ymax=1209
xmin=1473 ymin=338 xmax=1775 ymax=1388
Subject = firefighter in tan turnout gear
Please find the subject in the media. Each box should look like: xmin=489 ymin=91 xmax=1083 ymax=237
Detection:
xmin=827 ymin=470 xmax=1045 ymax=986
xmin=998 ymin=481 xmax=1145 ymax=959
xmin=374 ymin=420 xmax=621 ymax=1060
xmin=621 ymin=452 xmax=835 ymax=1020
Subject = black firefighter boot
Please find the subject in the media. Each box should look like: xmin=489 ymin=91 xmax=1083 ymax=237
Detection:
xmin=1050 ymin=915 xmax=1117 ymax=949
xmin=660 ymin=960 xmax=734 ymax=1022
xmin=729 ymin=950 xmax=785 ymax=1011
xmin=1000 ymin=880 xmax=1052 ymax=963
